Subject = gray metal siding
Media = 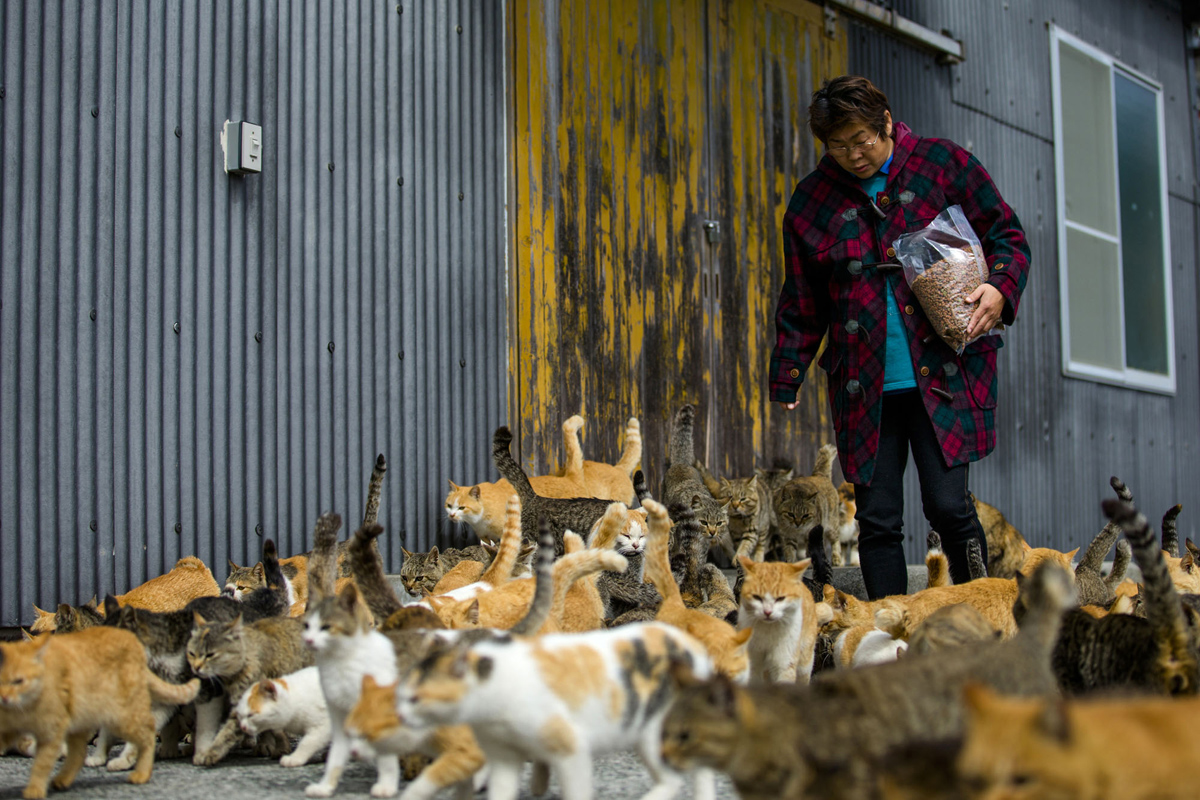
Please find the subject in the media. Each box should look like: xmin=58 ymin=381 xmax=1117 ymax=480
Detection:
xmin=0 ymin=1 xmax=507 ymax=626
xmin=846 ymin=0 xmax=1200 ymax=562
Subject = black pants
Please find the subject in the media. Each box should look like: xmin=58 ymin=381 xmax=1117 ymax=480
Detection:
xmin=853 ymin=390 xmax=988 ymax=599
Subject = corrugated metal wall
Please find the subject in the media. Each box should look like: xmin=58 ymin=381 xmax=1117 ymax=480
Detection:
xmin=844 ymin=0 xmax=1200 ymax=560
xmin=0 ymin=0 xmax=508 ymax=626
xmin=508 ymin=0 xmax=847 ymax=490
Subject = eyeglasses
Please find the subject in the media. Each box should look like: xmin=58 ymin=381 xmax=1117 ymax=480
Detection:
xmin=826 ymin=132 xmax=882 ymax=158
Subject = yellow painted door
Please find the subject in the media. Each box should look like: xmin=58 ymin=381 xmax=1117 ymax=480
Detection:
xmin=509 ymin=0 xmax=846 ymax=484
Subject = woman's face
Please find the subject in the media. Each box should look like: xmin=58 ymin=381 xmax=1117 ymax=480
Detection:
xmin=826 ymin=110 xmax=894 ymax=178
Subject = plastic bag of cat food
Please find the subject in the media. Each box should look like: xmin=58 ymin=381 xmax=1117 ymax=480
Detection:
xmin=891 ymin=205 xmax=1002 ymax=354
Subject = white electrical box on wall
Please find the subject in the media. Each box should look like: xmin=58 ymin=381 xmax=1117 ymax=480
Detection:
xmin=223 ymin=120 xmax=263 ymax=175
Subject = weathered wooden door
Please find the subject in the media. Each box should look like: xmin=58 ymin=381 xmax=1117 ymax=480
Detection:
xmin=508 ymin=0 xmax=846 ymax=485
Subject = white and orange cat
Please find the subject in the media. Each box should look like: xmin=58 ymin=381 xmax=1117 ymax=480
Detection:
xmin=736 ymin=555 xmax=830 ymax=683
xmin=0 ymin=628 xmax=199 ymax=799
xmin=235 ymin=667 xmax=331 ymax=767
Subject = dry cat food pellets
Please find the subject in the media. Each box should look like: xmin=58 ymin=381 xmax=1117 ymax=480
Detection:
xmin=908 ymin=250 xmax=983 ymax=351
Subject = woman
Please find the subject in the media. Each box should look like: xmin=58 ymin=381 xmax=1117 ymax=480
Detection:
xmin=769 ymin=76 xmax=1030 ymax=599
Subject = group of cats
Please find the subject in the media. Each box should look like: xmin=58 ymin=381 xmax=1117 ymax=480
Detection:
xmin=5 ymin=407 xmax=1200 ymax=799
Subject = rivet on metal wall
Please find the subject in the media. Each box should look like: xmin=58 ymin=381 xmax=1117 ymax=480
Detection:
xmin=173 ymin=322 xmax=180 ymax=334
xmin=398 ymin=176 xmax=404 ymax=186
xmin=174 ymin=522 xmax=182 ymax=534
xmin=327 ymin=162 xmax=335 ymax=172
xmin=397 ymin=4 xmax=402 ymax=14
xmin=91 ymin=106 xmax=99 ymax=118
xmin=0 ymin=87 xmax=5 ymax=100
xmin=255 ymin=523 xmax=263 ymax=536
xmin=398 ymin=350 xmax=404 ymax=360
xmin=458 ymin=192 xmax=464 ymax=201
xmin=328 ymin=342 xmax=335 ymax=354
xmin=457 ymin=24 xmax=462 ymax=34
xmin=255 ymin=331 xmax=263 ymax=343
xmin=89 ymin=309 xmax=97 ymax=321
xmin=459 ymin=359 xmax=466 ymax=368
xmin=174 ymin=126 xmax=182 ymax=138
xmin=89 ymin=520 xmax=98 ymax=532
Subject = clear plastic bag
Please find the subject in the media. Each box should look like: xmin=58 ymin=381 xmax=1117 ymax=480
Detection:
xmin=891 ymin=205 xmax=1001 ymax=354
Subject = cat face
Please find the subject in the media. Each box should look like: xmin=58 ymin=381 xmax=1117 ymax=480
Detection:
xmin=738 ymin=558 xmax=812 ymax=623
xmin=721 ymin=477 xmax=761 ymax=519
xmin=426 ymin=596 xmax=481 ymax=629
xmin=345 ymin=675 xmax=402 ymax=743
xmin=957 ymin=683 xmax=1068 ymax=799
xmin=302 ymin=596 xmax=363 ymax=654
xmin=614 ymin=511 xmax=648 ymax=555
xmin=0 ymin=637 xmax=48 ymax=710
xmin=400 ymin=548 xmax=444 ymax=599
xmin=396 ymin=648 xmax=482 ymax=728
xmin=444 ymin=483 xmax=484 ymax=526
xmin=236 ymin=677 xmax=292 ymax=735
xmin=659 ymin=672 xmax=745 ymax=772
xmin=224 ymin=560 xmax=266 ymax=600
xmin=186 ymin=614 xmax=248 ymax=679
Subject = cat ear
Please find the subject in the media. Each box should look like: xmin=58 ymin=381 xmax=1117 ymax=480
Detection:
xmin=33 ymin=605 xmax=52 ymax=620
xmin=228 ymin=558 xmax=240 ymax=572
xmin=1036 ymin=697 xmax=1071 ymax=743
xmin=815 ymin=602 xmax=834 ymax=628
xmin=252 ymin=562 xmax=266 ymax=580
xmin=192 ymin=610 xmax=208 ymax=627
xmin=1182 ymin=553 xmax=1196 ymax=573
xmin=790 ymin=558 xmax=813 ymax=577
xmin=84 ymin=596 xmax=98 ymax=610
xmin=429 ymin=546 xmax=440 ymax=564
xmin=469 ymin=486 xmax=481 ymax=500
xmin=1065 ymin=547 xmax=1079 ymax=562
xmin=465 ymin=600 xmax=481 ymax=627
xmin=822 ymin=584 xmax=836 ymax=603
xmin=447 ymin=479 xmax=460 ymax=490
xmin=401 ymin=546 xmax=414 ymax=559
xmin=260 ymin=680 xmax=278 ymax=700
xmin=104 ymin=594 xmax=121 ymax=619
xmin=736 ymin=554 xmax=755 ymax=574
xmin=690 ymin=494 xmax=703 ymax=509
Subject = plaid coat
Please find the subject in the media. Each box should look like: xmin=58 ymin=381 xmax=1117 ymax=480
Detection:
xmin=769 ymin=122 xmax=1031 ymax=485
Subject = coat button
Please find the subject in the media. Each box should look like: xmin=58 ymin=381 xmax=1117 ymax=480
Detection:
xmin=845 ymin=320 xmax=860 ymax=334
xmin=789 ymin=368 xmax=800 ymax=379
xmin=880 ymin=196 xmax=890 ymax=206
xmin=904 ymin=304 xmax=914 ymax=315
xmin=845 ymin=379 xmax=862 ymax=395
xmin=993 ymin=262 xmax=1005 ymax=270
xmin=944 ymin=363 xmax=959 ymax=377
xmin=886 ymin=246 xmax=896 ymax=258
xmin=919 ymin=366 xmax=930 ymax=377
xmin=847 ymin=260 xmax=863 ymax=276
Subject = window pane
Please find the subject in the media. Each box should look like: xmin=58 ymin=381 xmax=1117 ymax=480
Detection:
xmin=1067 ymin=227 xmax=1123 ymax=370
xmin=1060 ymin=43 xmax=1117 ymax=235
xmin=1115 ymin=73 xmax=1169 ymax=375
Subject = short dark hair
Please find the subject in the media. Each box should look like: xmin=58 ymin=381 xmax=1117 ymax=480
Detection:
xmin=808 ymin=76 xmax=891 ymax=143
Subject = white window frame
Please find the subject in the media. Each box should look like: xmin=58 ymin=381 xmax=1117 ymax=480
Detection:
xmin=1049 ymin=24 xmax=1175 ymax=394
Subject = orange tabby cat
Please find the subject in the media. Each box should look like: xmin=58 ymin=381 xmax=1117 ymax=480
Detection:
xmin=0 ymin=628 xmax=200 ymax=799
xmin=643 ymin=498 xmax=753 ymax=681
xmin=30 ymin=556 xmax=220 ymax=633
xmin=736 ymin=555 xmax=824 ymax=683
xmin=345 ymin=675 xmax=485 ymax=800
xmin=554 ymin=415 xmax=642 ymax=502
xmin=959 ymin=682 xmax=1200 ymax=799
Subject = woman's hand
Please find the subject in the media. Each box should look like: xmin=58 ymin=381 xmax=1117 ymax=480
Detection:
xmin=778 ymin=400 xmax=799 ymax=410
xmin=966 ymin=283 xmax=1004 ymax=339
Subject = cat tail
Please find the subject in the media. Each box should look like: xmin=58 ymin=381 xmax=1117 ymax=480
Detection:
xmin=261 ymin=539 xmax=286 ymax=591
xmin=615 ymin=417 xmax=643 ymax=476
xmin=806 ymin=525 xmax=833 ymax=590
xmin=966 ymin=536 xmax=988 ymax=581
xmin=1105 ymin=539 xmax=1132 ymax=590
xmin=492 ymin=426 xmax=538 ymax=503
xmin=348 ymin=523 xmax=403 ymax=624
xmin=1078 ymin=476 xmax=1134 ymax=574
xmin=362 ymin=453 xmax=387 ymax=527
xmin=925 ymin=531 xmax=950 ymax=588
xmin=478 ymin=496 xmax=523 ymax=588
xmin=667 ymin=405 xmax=697 ymax=470
xmin=559 ymin=415 xmax=586 ymax=481
xmin=1162 ymin=503 xmax=1183 ymax=558
xmin=550 ymin=535 xmax=628 ymax=629
xmin=632 ymin=469 xmax=652 ymax=504
xmin=1104 ymin=498 xmax=1197 ymax=694
xmin=510 ymin=521 xmax=556 ymax=635
xmin=587 ymin=502 xmax=629 ymax=551
xmin=306 ymin=512 xmax=344 ymax=610
xmin=812 ymin=443 xmax=838 ymax=479
xmin=147 ymin=673 xmax=202 ymax=706
xmin=642 ymin=498 xmax=683 ymax=607
xmin=693 ymin=460 xmax=723 ymax=498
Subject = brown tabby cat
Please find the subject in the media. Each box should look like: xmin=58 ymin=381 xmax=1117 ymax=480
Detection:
xmin=772 ymin=444 xmax=840 ymax=564
xmin=972 ymin=494 xmax=1027 ymax=578
xmin=661 ymin=405 xmax=731 ymax=565
xmin=959 ymin=682 xmax=1200 ymax=799
xmin=0 ymin=628 xmax=200 ymax=798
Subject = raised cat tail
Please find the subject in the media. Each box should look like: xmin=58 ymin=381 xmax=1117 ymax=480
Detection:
xmin=550 ymin=533 xmax=629 ymax=629
xmin=966 ymin=536 xmax=987 ymax=581
xmin=925 ymin=531 xmax=950 ymax=588
xmin=633 ymin=469 xmax=652 ymax=503
xmin=146 ymin=673 xmax=202 ymax=706
xmin=261 ymin=539 xmax=286 ymax=591
xmin=812 ymin=443 xmax=838 ymax=479
xmin=492 ymin=426 xmax=538 ymax=503
xmin=306 ymin=512 xmax=344 ymax=609
xmin=348 ymin=523 xmax=404 ymax=624
xmin=668 ymin=405 xmax=698 ymax=470
xmin=1162 ymin=503 xmax=1183 ymax=557
xmin=806 ymin=525 xmax=833 ymax=590
xmin=1105 ymin=539 xmax=1132 ymax=590
xmin=615 ymin=417 xmax=643 ymax=476
xmin=559 ymin=415 xmax=586 ymax=481
xmin=478 ymin=495 xmax=523 ymax=588
xmin=1104 ymin=498 xmax=1197 ymax=694
xmin=510 ymin=521 xmax=556 ymax=635
xmin=1078 ymin=476 xmax=1133 ymax=575
xmin=587 ymin=502 xmax=629 ymax=551
xmin=642 ymin=498 xmax=683 ymax=607
xmin=362 ymin=453 xmax=388 ymax=527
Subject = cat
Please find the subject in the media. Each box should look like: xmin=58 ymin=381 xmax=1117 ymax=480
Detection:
xmin=771 ymin=444 xmax=840 ymax=564
xmin=31 ymin=556 xmax=221 ymax=633
xmin=832 ymin=620 xmax=908 ymax=669
xmin=737 ymin=554 xmax=828 ymax=683
xmin=0 ymin=627 xmax=200 ymax=799
xmin=400 ymin=540 xmax=536 ymax=600
xmin=491 ymin=426 xmax=614 ymax=556
xmin=835 ymin=481 xmax=859 ymax=566
xmin=642 ymin=498 xmax=753 ymax=681
xmin=661 ymin=559 xmax=1076 ymax=798
xmin=552 ymin=414 xmax=643 ymax=503
xmin=905 ymin=602 xmax=998 ymax=656
xmin=1160 ymin=507 xmax=1200 ymax=594
xmin=661 ymin=405 xmax=731 ymax=567
xmin=52 ymin=600 xmax=105 ymax=633
xmin=924 ymin=531 xmax=951 ymax=588
xmin=587 ymin=486 xmax=661 ymax=623
xmin=395 ymin=621 xmax=718 ymax=800
xmin=959 ymin=681 xmax=1200 ymax=799
xmin=972 ymin=494 xmax=1027 ymax=578
xmin=235 ymin=666 xmax=331 ymax=766
xmin=720 ymin=472 xmax=774 ymax=564
xmin=1073 ymin=476 xmax=1135 ymax=607
xmin=225 ymin=556 xmax=312 ymax=617
xmin=1034 ymin=497 xmax=1200 ymax=697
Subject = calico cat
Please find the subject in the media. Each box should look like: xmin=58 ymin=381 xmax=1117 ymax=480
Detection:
xmin=959 ymin=682 xmax=1200 ymax=799
xmin=491 ymin=426 xmax=613 ymax=556
xmin=973 ymin=494 xmax=1027 ymax=578
xmin=235 ymin=666 xmax=331 ymax=766
xmin=1035 ymin=498 xmax=1200 ymax=697
xmin=736 ymin=555 xmax=824 ymax=683
xmin=661 ymin=405 xmax=730 ymax=565
xmin=643 ymin=498 xmax=753 ymax=681
xmin=396 ymin=622 xmax=717 ymax=800
xmin=0 ymin=628 xmax=200 ymax=799
xmin=31 ymin=556 xmax=221 ymax=634
xmin=772 ymin=444 xmax=840 ymax=564
xmin=835 ymin=481 xmax=859 ymax=566
xmin=661 ymin=559 xmax=1076 ymax=799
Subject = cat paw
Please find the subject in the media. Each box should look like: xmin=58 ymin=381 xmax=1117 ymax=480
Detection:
xmin=305 ymin=784 xmax=336 ymax=798
xmin=280 ymin=753 xmax=308 ymax=768
xmin=106 ymin=754 xmax=137 ymax=772
xmin=370 ymin=781 xmax=399 ymax=798
xmin=193 ymin=750 xmax=223 ymax=767
xmin=400 ymin=754 xmax=432 ymax=781
xmin=50 ymin=776 xmax=74 ymax=792
xmin=21 ymin=786 xmax=48 ymax=800
xmin=85 ymin=752 xmax=108 ymax=768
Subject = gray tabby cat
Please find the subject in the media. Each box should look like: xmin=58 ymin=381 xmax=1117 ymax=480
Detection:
xmin=661 ymin=404 xmax=729 ymax=565
xmin=491 ymin=426 xmax=612 ymax=556
xmin=695 ymin=461 xmax=775 ymax=564
xmin=1073 ymin=475 xmax=1134 ymax=607
xmin=590 ymin=471 xmax=662 ymax=623
xmin=398 ymin=540 xmax=536 ymax=600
